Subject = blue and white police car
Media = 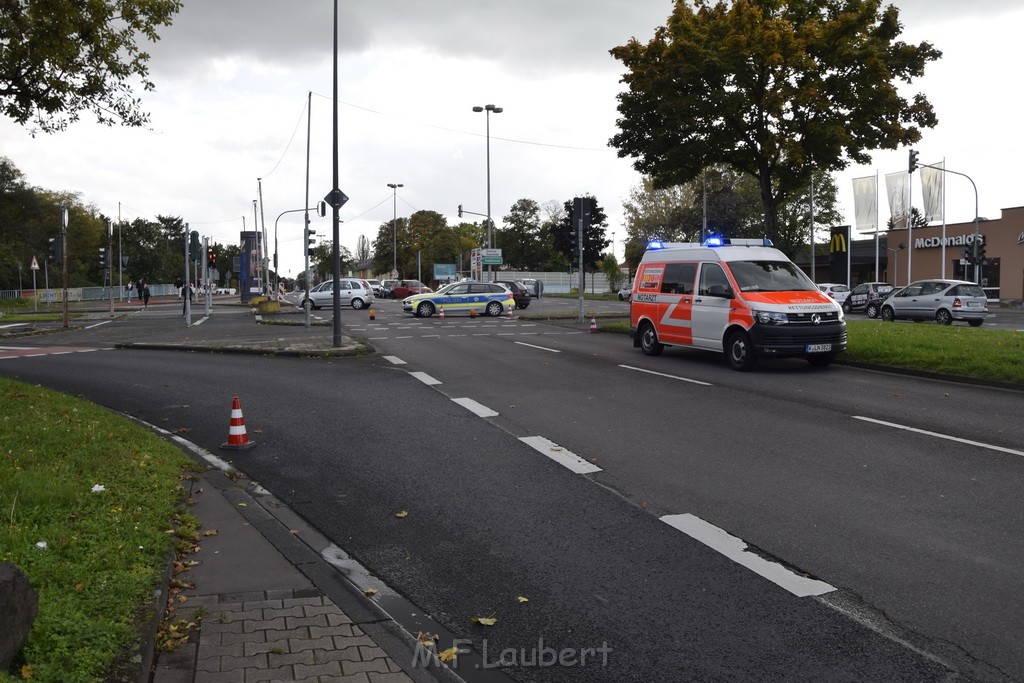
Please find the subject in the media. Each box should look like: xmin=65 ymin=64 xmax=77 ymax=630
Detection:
xmin=402 ymin=281 xmax=514 ymax=317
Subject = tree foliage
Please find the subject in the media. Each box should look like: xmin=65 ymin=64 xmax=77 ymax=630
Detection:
xmin=550 ymin=196 xmax=610 ymax=273
xmin=0 ymin=0 xmax=182 ymax=133
xmin=610 ymin=0 xmax=941 ymax=242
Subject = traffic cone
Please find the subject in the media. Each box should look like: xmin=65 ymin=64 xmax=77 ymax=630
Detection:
xmin=221 ymin=396 xmax=255 ymax=450
xmin=507 ymin=303 xmax=514 ymax=319
xmin=470 ymin=308 xmax=476 ymax=319
xmin=590 ymin=316 xmax=598 ymax=333
xmin=369 ymin=308 xmax=376 ymax=320
xmin=439 ymin=306 xmax=445 ymax=319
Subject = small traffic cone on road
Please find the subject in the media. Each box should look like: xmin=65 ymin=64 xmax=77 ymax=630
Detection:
xmin=590 ymin=316 xmax=598 ymax=333
xmin=369 ymin=308 xmax=376 ymax=320
xmin=470 ymin=308 xmax=477 ymax=319
xmin=221 ymin=396 xmax=255 ymax=450
xmin=507 ymin=304 xmax=514 ymax=319
xmin=439 ymin=306 xmax=445 ymax=319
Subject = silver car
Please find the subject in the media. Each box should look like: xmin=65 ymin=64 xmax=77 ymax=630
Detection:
xmin=880 ymin=279 xmax=988 ymax=326
xmin=303 ymin=279 xmax=375 ymax=310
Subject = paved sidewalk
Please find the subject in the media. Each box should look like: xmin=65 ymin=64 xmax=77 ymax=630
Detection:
xmin=152 ymin=466 xmax=458 ymax=683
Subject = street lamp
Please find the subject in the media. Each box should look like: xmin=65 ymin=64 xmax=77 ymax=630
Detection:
xmin=472 ymin=104 xmax=502 ymax=280
xmin=887 ymin=242 xmax=906 ymax=285
xmin=387 ymin=183 xmax=403 ymax=277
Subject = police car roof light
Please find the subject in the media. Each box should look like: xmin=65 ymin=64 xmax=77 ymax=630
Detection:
xmin=704 ymin=236 xmax=725 ymax=246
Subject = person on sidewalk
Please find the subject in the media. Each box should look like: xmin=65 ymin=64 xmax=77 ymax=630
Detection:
xmin=181 ymin=281 xmax=195 ymax=315
xmin=142 ymin=281 xmax=150 ymax=308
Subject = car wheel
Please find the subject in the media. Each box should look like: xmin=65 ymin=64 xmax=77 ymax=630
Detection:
xmin=881 ymin=306 xmax=895 ymax=322
xmin=417 ymin=301 xmax=435 ymax=318
xmin=807 ymin=353 xmax=836 ymax=368
xmin=842 ymin=300 xmax=852 ymax=313
xmin=935 ymin=309 xmax=952 ymax=325
xmin=968 ymin=319 xmax=984 ymax=327
xmin=351 ymin=298 xmax=365 ymax=310
xmin=486 ymin=301 xmax=503 ymax=317
xmin=638 ymin=322 xmax=663 ymax=356
xmin=866 ymin=303 xmax=879 ymax=318
xmin=516 ymin=302 xmax=528 ymax=310
xmin=725 ymin=330 xmax=757 ymax=371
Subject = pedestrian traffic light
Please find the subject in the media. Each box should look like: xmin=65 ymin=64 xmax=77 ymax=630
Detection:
xmin=47 ymin=237 xmax=59 ymax=263
xmin=908 ymin=149 xmax=919 ymax=174
xmin=306 ymin=227 xmax=317 ymax=257
xmin=98 ymin=247 xmax=108 ymax=269
xmin=207 ymin=246 xmax=217 ymax=268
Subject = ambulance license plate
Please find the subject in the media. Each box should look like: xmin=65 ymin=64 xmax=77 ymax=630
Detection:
xmin=806 ymin=343 xmax=832 ymax=353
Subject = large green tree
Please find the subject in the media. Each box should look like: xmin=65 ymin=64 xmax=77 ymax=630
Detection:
xmin=498 ymin=199 xmax=547 ymax=270
xmin=550 ymin=196 xmax=610 ymax=273
xmin=0 ymin=0 xmax=182 ymax=133
xmin=610 ymin=0 xmax=940 ymax=243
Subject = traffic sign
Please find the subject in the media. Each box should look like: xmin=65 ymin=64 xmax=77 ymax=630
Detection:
xmin=30 ymin=256 xmax=39 ymax=271
xmin=324 ymin=189 xmax=349 ymax=210
xmin=481 ymin=248 xmax=502 ymax=265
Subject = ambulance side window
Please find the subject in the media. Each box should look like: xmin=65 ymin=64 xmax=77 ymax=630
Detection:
xmin=661 ymin=263 xmax=696 ymax=294
xmin=698 ymin=263 xmax=731 ymax=296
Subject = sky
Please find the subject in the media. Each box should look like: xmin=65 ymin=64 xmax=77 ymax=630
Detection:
xmin=2 ymin=0 xmax=1022 ymax=280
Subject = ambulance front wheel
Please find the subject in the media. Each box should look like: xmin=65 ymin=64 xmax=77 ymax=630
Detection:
xmin=638 ymin=322 xmax=663 ymax=356
xmin=725 ymin=330 xmax=757 ymax=371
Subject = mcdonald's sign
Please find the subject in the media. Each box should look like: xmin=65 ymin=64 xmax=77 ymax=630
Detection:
xmin=829 ymin=227 xmax=849 ymax=254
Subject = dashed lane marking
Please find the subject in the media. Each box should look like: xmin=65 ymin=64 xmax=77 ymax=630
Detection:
xmin=409 ymin=371 xmax=441 ymax=386
xmin=620 ymin=364 xmax=713 ymax=387
xmin=451 ymin=397 xmax=498 ymax=418
xmin=519 ymin=436 xmax=602 ymax=474
xmin=382 ymin=356 xmax=406 ymax=365
xmin=854 ymin=416 xmax=1024 ymax=458
xmin=514 ymin=341 xmax=560 ymax=353
xmin=0 ymin=346 xmax=109 ymax=360
xmin=661 ymin=513 xmax=836 ymax=598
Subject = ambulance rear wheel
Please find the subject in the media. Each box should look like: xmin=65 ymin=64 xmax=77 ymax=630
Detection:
xmin=638 ymin=322 xmax=663 ymax=356
xmin=725 ymin=330 xmax=757 ymax=371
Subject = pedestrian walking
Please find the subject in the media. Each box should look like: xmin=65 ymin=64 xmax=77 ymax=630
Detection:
xmin=142 ymin=281 xmax=150 ymax=308
xmin=181 ymin=281 xmax=195 ymax=315
xmin=126 ymin=280 xmax=133 ymax=303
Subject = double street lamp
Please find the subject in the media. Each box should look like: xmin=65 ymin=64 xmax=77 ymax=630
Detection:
xmin=387 ymin=183 xmax=403 ymax=277
xmin=472 ymin=104 xmax=502 ymax=279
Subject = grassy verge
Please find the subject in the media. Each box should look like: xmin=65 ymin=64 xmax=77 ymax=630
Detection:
xmin=0 ymin=377 xmax=194 ymax=681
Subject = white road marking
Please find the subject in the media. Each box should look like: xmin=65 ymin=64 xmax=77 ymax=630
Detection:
xmin=85 ymin=320 xmax=113 ymax=329
xmin=661 ymin=514 xmax=836 ymax=598
xmin=514 ymin=341 xmax=560 ymax=353
xmin=853 ymin=416 xmax=1024 ymax=458
xmin=519 ymin=436 xmax=602 ymax=474
xmin=451 ymin=397 xmax=498 ymax=417
xmin=409 ymin=371 xmax=441 ymax=386
xmin=382 ymin=356 xmax=406 ymax=365
xmin=620 ymin=364 xmax=713 ymax=386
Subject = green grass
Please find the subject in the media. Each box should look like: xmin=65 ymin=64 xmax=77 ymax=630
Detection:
xmin=0 ymin=378 xmax=194 ymax=681
xmin=843 ymin=320 xmax=1024 ymax=384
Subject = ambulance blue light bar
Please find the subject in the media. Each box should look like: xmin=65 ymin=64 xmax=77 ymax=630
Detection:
xmin=703 ymin=237 xmax=774 ymax=247
xmin=646 ymin=240 xmax=665 ymax=250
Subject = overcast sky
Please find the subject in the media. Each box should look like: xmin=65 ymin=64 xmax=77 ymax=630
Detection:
xmin=2 ymin=0 xmax=1021 ymax=280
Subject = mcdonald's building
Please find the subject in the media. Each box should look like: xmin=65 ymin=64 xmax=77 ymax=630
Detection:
xmin=798 ymin=205 xmax=1024 ymax=302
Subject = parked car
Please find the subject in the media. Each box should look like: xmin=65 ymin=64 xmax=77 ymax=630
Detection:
xmin=303 ymin=279 xmax=374 ymax=310
xmin=402 ymin=281 xmax=513 ymax=317
xmin=865 ymin=286 xmax=903 ymax=319
xmin=495 ymin=280 xmax=531 ymax=309
xmin=365 ymin=279 xmax=384 ymax=298
xmin=518 ymin=278 xmax=543 ymax=298
xmin=618 ymin=280 xmax=633 ymax=301
xmin=381 ymin=279 xmax=399 ymax=298
xmin=880 ymin=279 xmax=988 ymax=326
xmin=390 ymin=280 xmax=431 ymax=300
xmin=845 ymin=281 xmax=893 ymax=314
xmin=817 ymin=283 xmax=851 ymax=304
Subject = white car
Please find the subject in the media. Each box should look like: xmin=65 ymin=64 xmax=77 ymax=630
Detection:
xmin=817 ymin=283 xmax=851 ymax=304
xmin=303 ymin=279 xmax=375 ymax=310
xmin=618 ymin=280 xmax=633 ymax=301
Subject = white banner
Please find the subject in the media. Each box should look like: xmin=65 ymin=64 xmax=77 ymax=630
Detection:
xmin=919 ymin=161 xmax=944 ymax=223
xmin=885 ymin=171 xmax=910 ymax=230
xmin=852 ymin=176 xmax=878 ymax=233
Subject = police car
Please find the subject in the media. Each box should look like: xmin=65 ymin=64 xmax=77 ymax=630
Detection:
xmin=402 ymin=281 xmax=514 ymax=317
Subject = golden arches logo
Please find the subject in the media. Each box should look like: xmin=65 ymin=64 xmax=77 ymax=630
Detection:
xmin=829 ymin=231 xmax=848 ymax=253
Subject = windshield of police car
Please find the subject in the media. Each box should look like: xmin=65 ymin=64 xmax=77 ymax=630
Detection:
xmin=729 ymin=260 xmax=817 ymax=292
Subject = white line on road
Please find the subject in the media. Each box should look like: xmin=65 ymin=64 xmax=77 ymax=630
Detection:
xmin=620 ymin=364 xmax=713 ymax=386
xmin=853 ymin=416 xmax=1024 ymax=458
xmin=85 ymin=320 xmax=113 ymax=329
xmin=409 ymin=371 xmax=441 ymax=386
xmin=661 ymin=513 xmax=836 ymax=598
xmin=519 ymin=436 xmax=602 ymax=474
xmin=514 ymin=341 xmax=560 ymax=353
xmin=382 ymin=356 xmax=406 ymax=365
xmin=451 ymin=397 xmax=498 ymax=418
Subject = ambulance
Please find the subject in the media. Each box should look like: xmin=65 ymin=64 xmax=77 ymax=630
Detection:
xmin=630 ymin=238 xmax=847 ymax=371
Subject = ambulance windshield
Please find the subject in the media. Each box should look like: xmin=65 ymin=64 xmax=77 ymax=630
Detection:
xmin=729 ymin=260 xmax=816 ymax=293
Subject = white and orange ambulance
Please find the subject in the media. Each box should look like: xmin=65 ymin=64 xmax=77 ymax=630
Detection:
xmin=630 ymin=238 xmax=847 ymax=371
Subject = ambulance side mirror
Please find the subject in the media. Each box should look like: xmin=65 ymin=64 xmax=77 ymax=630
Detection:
xmin=708 ymin=284 xmax=734 ymax=299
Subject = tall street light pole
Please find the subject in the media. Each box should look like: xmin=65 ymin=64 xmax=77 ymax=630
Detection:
xmin=387 ymin=183 xmax=403 ymax=278
xmin=472 ymin=104 xmax=502 ymax=280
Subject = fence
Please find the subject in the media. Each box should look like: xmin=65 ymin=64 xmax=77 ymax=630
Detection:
xmin=0 ymin=284 xmax=178 ymax=302
xmin=497 ymin=271 xmax=629 ymax=294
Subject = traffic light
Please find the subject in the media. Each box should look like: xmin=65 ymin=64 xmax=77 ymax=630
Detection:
xmin=961 ymin=245 xmax=973 ymax=264
xmin=207 ymin=246 xmax=217 ymax=268
xmin=47 ymin=237 xmax=61 ymax=264
xmin=189 ymin=230 xmax=200 ymax=256
xmin=305 ymin=226 xmax=317 ymax=257
xmin=975 ymin=239 xmax=986 ymax=264
xmin=458 ymin=204 xmax=463 ymax=218
xmin=98 ymin=247 xmax=108 ymax=270
xmin=908 ymin=149 xmax=919 ymax=174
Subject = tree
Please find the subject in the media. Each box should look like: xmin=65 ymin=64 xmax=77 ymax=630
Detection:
xmin=498 ymin=199 xmax=546 ymax=270
xmin=550 ymin=196 xmax=610 ymax=273
xmin=600 ymin=253 xmax=625 ymax=291
xmin=0 ymin=0 xmax=182 ymax=134
xmin=886 ymin=206 xmax=927 ymax=230
xmin=610 ymin=0 xmax=941 ymax=243
xmin=355 ymin=235 xmax=371 ymax=262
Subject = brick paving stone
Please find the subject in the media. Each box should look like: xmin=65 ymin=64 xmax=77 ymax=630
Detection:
xmin=289 ymin=634 xmax=335 ymax=653
xmin=222 ymin=591 xmax=265 ymax=603
xmin=287 ymin=614 xmax=329 ymax=629
xmin=245 ymin=636 xmax=296 ymax=657
xmin=313 ymin=646 xmax=363 ymax=664
xmin=267 ymin=648 xmax=316 ymax=668
xmin=261 ymin=626 xmax=310 ymax=642
xmin=197 ymin=641 xmax=243 ymax=659
xmin=245 ymin=665 xmax=299 ymax=682
xmin=303 ymin=603 xmax=347 ymax=618
xmin=310 ymin=623 xmax=356 ymax=639
xmin=265 ymin=605 xmax=305 ymax=619
xmin=221 ymin=629 xmax=268 ymax=647
xmin=333 ymin=634 xmax=376 ymax=650
xmin=358 ymin=645 xmax=387 ymax=661
xmin=244 ymin=616 xmax=286 ymax=633
xmin=367 ymin=673 xmax=414 ymax=683
xmin=312 ymin=675 xmax=370 ymax=683
xmin=293 ymin=660 xmax=343 ymax=678
xmin=327 ymin=611 xmax=355 ymax=627
xmin=221 ymin=607 xmax=265 ymax=622
xmin=195 ymin=669 xmax=244 ymax=683
xmin=203 ymin=619 xmax=244 ymax=634
xmin=220 ymin=653 xmax=268 ymax=670
xmin=341 ymin=658 xmax=391 ymax=677
xmin=243 ymin=598 xmax=284 ymax=611
xmin=283 ymin=596 xmax=325 ymax=608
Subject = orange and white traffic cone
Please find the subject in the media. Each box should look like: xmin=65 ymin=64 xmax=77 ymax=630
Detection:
xmin=590 ymin=316 xmax=598 ymax=333
xmin=507 ymin=302 xmax=514 ymax=319
xmin=470 ymin=308 xmax=476 ymax=319
xmin=369 ymin=308 xmax=376 ymax=320
xmin=439 ymin=306 xmax=445 ymax=319
xmin=221 ymin=396 xmax=255 ymax=450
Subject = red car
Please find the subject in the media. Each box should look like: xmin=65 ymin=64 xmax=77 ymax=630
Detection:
xmin=390 ymin=280 xmax=432 ymax=299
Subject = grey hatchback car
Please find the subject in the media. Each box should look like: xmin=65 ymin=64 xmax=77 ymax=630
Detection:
xmin=879 ymin=279 xmax=988 ymax=326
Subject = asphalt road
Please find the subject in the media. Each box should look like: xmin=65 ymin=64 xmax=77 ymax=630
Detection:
xmin=2 ymin=299 xmax=1022 ymax=681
